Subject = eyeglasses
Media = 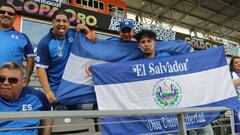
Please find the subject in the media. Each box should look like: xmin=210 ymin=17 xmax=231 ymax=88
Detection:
xmin=0 ymin=10 xmax=15 ymax=16
xmin=0 ymin=75 xmax=20 ymax=84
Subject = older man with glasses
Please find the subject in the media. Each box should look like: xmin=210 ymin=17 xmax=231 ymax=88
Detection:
xmin=0 ymin=61 xmax=52 ymax=135
xmin=0 ymin=4 xmax=34 ymax=85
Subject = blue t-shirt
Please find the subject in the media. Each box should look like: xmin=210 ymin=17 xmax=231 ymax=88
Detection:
xmin=107 ymin=37 xmax=136 ymax=43
xmin=155 ymin=51 xmax=172 ymax=57
xmin=36 ymin=28 xmax=76 ymax=93
xmin=107 ymin=37 xmax=120 ymax=41
xmin=0 ymin=87 xmax=51 ymax=135
xmin=0 ymin=28 xmax=34 ymax=65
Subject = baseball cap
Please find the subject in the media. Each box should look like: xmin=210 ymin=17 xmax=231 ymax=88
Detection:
xmin=120 ymin=19 xmax=134 ymax=30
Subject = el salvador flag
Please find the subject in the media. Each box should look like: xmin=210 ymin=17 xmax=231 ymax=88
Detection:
xmin=91 ymin=46 xmax=240 ymax=134
xmin=56 ymin=32 xmax=191 ymax=105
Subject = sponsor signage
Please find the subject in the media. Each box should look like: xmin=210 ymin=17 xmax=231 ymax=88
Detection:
xmin=176 ymin=33 xmax=240 ymax=56
xmin=176 ymin=33 xmax=222 ymax=50
xmin=1 ymin=0 xmax=112 ymax=31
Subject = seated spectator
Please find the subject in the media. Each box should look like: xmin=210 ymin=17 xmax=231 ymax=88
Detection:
xmin=0 ymin=61 xmax=52 ymax=135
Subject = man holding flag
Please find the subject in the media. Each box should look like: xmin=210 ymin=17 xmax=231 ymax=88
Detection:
xmin=36 ymin=10 xmax=95 ymax=107
xmin=134 ymin=29 xmax=214 ymax=135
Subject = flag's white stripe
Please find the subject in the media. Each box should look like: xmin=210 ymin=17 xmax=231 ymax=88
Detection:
xmin=62 ymin=53 xmax=106 ymax=86
xmin=95 ymin=65 xmax=236 ymax=110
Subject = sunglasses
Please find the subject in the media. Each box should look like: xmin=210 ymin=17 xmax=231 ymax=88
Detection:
xmin=0 ymin=75 xmax=20 ymax=84
xmin=0 ymin=10 xmax=15 ymax=16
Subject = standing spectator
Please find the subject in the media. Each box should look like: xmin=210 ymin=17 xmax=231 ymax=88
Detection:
xmin=119 ymin=18 xmax=134 ymax=42
xmin=36 ymin=11 xmax=94 ymax=104
xmin=36 ymin=11 xmax=75 ymax=104
xmin=135 ymin=29 xmax=213 ymax=135
xmin=230 ymin=56 xmax=240 ymax=95
xmin=108 ymin=18 xmax=134 ymax=42
xmin=0 ymin=4 xmax=35 ymax=85
xmin=135 ymin=29 xmax=171 ymax=58
xmin=0 ymin=61 xmax=51 ymax=135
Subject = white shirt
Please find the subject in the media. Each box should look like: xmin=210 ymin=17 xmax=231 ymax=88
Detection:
xmin=232 ymin=72 xmax=240 ymax=95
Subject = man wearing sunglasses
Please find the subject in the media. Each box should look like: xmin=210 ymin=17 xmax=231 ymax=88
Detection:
xmin=0 ymin=61 xmax=52 ymax=135
xmin=0 ymin=4 xmax=34 ymax=85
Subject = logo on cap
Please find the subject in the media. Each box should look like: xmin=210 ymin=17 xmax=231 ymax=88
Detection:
xmin=120 ymin=19 xmax=134 ymax=30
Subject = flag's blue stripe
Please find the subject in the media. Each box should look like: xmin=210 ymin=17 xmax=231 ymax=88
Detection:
xmin=71 ymin=33 xmax=144 ymax=61
xmin=100 ymin=96 xmax=238 ymax=135
xmin=56 ymin=79 xmax=96 ymax=105
xmin=71 ymin=33 xmax=191 ymax=62
xmin=92 ymin=46 xmax=226 ymax=85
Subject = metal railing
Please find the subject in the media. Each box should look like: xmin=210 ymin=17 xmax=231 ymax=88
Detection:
xmin=0 ymin=107 xmax=235 ymax=135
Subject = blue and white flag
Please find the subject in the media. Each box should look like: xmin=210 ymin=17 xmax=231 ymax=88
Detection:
xmin=92 ymin=46 xmax=240 ymax=134
xmin=56 ymin=32 xmax=191 ymax=105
